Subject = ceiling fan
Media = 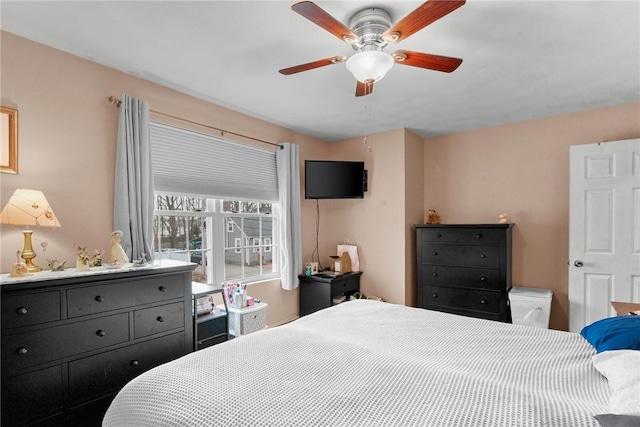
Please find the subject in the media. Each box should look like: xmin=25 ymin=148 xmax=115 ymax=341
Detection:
xmin=279 ymin=0 xmax=466 ymax=97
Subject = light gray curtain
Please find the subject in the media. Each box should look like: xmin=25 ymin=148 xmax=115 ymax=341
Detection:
xmin=113 ymin=94 xmax=154 ymax=261
xmin=276 ymin=143 xmax=302 ymax=290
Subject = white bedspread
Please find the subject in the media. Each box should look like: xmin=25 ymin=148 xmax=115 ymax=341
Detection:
xmin=103 ymin=300 xmax=609 ymax=427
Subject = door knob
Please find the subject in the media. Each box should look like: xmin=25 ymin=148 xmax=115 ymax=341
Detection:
xmin=574 ymin=260 xmax=584 ymax=267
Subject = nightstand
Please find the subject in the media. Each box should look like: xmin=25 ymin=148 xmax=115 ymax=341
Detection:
xmin=192 ymin=283 xmax=228 ymax=351
xmin=298 ymin=271 xmax=362 ymax=316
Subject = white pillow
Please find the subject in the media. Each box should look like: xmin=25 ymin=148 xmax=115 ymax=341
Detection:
xmin=592 ymin=350 xmax=640 ymax=416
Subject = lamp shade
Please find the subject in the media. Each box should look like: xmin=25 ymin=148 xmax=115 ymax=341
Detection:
xmin=0 ymin=189 xmax=61 ymax=228
xmin=346 ymin=51 xmax=394 ymax=83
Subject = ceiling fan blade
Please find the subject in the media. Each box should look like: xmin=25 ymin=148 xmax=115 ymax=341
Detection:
xmin=279 ymin=56 xmax=346 ymax=75
xmin=383 ymin=0 xmax=466 ymax=44
xmin=393 ymin=50 xmax=462 ymax=73
xmin=291 ymin=1 xmax=358 ymax=43
xmin=355 ymin=81 xmax=374 ymax=97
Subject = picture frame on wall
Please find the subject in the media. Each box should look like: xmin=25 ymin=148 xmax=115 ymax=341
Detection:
xmin=1 ymin=107 xmax=18 ymax=174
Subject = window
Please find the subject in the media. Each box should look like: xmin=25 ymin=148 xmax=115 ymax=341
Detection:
xmin=149 ymin=121 xmax=280 ymax=285
xmin=154 ymin=194 xmax=278 ymax=285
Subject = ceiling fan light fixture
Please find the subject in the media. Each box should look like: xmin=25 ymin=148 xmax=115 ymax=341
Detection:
xmin=346 ymin=50 xmax=394 ymax=83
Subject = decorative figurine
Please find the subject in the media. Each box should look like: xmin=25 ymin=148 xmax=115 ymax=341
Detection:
xmin=110 ymin=230 xmax=129 ymax=265
xmin=498 ymin=213 xmax=509 ymax=224
xmin=75 ymin=245 xmax=90 ymax=271
xmin=425 ymin=209 xmax=441 ymax=224
xmin=90 ymin=249 xmax=103 ymax=267
xmin=10 ymin=250 xmax=29 ymax=278
xmin=47 ymin=259 xmax=67 ymax=271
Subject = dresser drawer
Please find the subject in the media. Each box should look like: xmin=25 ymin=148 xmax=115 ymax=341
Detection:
xmin=458 ymin=288 xmax=502 ymax=314
xmin=423 ymin=286 xmax=501 ymax=315
xmin=68 ymin=332 xmax=184 ymax=403
xmin=419 ymin=228 xmax=457 ymax=243
xmin=67 ymin=275 xmax=184 ymax=318
xmin=421 ymin=244 xmax=501 ymax=268
xmin=2 ymin=313 xmax=129 ymax=372
xmin=330 ymin=277 xmax=359 ymax=297
xmin=421 ymin=265 xmax=501 ymax=290
xmin=197 ymin=334 xmax=227 ymax=350
xmin=457 ymin=228 xmax=501 ymax=245
xmin=1 ymin=365 xmax=64 ymax=426
xmin=1 ymin=291 xmax=61 ymax=330
xmin=67 ymin=394 xmax=116 ymax=427
xmin=197 ymin=315 xmax=227 ymax=341
xmin=422 ymin=285 xmax=457 ymax=310
xmin=134 ymin=302 xmax=184 ymax=339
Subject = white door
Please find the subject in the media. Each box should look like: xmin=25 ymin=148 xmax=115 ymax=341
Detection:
xmin=569 ymin=138 xmax=640 ymax=332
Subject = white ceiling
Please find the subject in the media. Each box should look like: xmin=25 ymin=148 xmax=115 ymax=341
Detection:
xmin=2 ymin=1 xmax=639 ymax=142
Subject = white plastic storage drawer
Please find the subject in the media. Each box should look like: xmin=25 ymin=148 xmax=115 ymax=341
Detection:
xmin=220 ymin=303 xmax=268 ymax=337
xmin=509 ymin=287 xmax=552 ymax=329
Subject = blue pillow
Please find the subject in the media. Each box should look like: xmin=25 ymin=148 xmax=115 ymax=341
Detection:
xmin=580 ymin=315 xmax=640 ymax=353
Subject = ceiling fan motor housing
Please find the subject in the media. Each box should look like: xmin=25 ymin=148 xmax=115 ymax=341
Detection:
xmin=348 ymin=7 xmax=392 ymax=52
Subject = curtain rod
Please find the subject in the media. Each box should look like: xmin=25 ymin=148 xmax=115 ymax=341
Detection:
xmin=107 ymin=96 xmax=283 ymax=149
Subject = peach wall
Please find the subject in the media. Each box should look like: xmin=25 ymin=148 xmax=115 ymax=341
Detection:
xmin=318 ymin=129 xmax=408 ymax=303
xmin=0 ymin=32 xmax=329 ymax=327
xmin=404 ymin=129 xmax=424 ymax=307
xmin=423 ymin=102 xmax=640 ymax=330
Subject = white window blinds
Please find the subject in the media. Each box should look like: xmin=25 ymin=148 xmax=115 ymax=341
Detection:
xmin=150 ymin=122 xmax=279 ymax=201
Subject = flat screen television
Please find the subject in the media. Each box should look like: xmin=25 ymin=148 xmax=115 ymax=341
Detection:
xmin=305 ymin=160 xmax=366 ymax=199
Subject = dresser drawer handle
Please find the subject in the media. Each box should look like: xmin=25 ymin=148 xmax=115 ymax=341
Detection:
xmin=156 ymin=316 xmax=165 ymax=323
xmin=480 ymin=254 xmax=487 ymax=259
xmin=432 ymin=293 xmax=438 ymax=298
xmin=436 ymin=233 xmax=442 ymax=238
xmin=480 ymin=299 xmax=488 ymax=305
xmin=130 ymin=360 xmax=140 ymax=367
xmin=96 ymin=330 xmax=107 ymax=337
xmin=95 ymin=296 xmax=105 ymax=302
xmin=480 ymin=275 xmax=487 ymax=281
xmin=432 ymin=272 xmax=438 ymax=277
xmin=17 ymin=347 xmax=28 ymax=355
xmin=432 ymin=251 xmax=438 ymax=256
xmin=476 ymin=233 xmax=483 ymax=239
xmin=159 ymin=286 xmax=166 ymax=292
xmin=17 ymin=307 xmax=28 ymax=316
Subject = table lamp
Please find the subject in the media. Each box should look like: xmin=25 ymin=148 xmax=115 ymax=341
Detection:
xmin=0 ymin=189 xmax=61 ymax=272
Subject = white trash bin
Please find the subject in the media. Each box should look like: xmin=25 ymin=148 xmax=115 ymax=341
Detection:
xmin=509 ymin=287 xmax=553 ymax=329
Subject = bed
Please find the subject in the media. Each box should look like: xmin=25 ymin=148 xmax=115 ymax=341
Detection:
xmin=103 ymin=299 xmax=627 ymax=426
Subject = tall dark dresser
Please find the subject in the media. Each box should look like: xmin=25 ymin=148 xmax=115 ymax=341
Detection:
xmin=1 ymin=260 xmax=196 ymax=426
xmin=415 ymin=224 xmax=513 ymax=322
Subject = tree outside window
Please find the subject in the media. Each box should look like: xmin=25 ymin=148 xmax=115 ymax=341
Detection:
xmin=154 ymin=194 xmax=277 ymax=284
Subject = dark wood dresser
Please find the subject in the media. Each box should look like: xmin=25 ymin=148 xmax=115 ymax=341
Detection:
xmin=415 ymin=224 xmax=513 ymax=322
xmin=0 ymin=260 xmax=196 ymax=426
